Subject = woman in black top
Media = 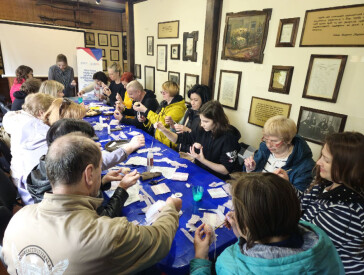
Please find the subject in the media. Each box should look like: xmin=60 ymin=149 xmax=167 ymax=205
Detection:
xmin=156 ymin=100 xmax=241 ymax=179
xmin=103 ymin=62 xmax=125 ymax=107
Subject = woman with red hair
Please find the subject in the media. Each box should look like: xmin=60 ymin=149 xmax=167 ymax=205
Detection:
xmin=118 ymin=72 xmax=134 ymax=109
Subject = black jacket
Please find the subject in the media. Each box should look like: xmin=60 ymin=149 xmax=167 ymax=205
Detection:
xmin=11 ymin=91 xmax=27 ymax=111
xmin=108 ymin=81 xmax=125 ymax=107
xmin=121 ymin=89 xmax=159 ymax=134
xmin=178 ymin=108 xmax=201 ymax=152
xmin=27 ymin=155 xmax=129 ymax=217
xmin=177 ymin=124 xmax=241 ymax=180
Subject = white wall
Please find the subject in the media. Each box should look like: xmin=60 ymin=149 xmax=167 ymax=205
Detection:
xmin=134 ymin=0 xmax=364 ymax=161
xmin=134 ymin=0 xmax=207 ymax=101
xmin=216 ymin=0 xmax=364 ymax=160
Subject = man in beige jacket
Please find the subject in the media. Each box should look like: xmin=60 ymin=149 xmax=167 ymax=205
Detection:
xmin=2 ymin=133 xmax=181 ymax=274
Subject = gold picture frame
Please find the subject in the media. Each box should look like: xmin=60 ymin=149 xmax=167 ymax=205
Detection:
xmin=158 ymin=20 xmax=179 ymax=39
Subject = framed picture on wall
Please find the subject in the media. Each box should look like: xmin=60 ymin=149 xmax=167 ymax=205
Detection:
xmin=158 ymin=20 xmax=179 ymax=38
xmin=85 ymin=32 xmax=95 ymax=46
xmin=98 ymin=33 xmax=108 ymax=46
xmin=147 ymin=36 xmax=154 ymax=56
xmin=275 ymin=18 xmax=300 ymax=47
xmin=268 ymin=66 xmax=294 ymax=94
xmin=144 ymin=66 xmax=155 ymax=92
xmin=122 ymin=33 xmax=127 ymax=61
xmin=170 ymin=44 xmax=180 ymax=60
xmin=248 ymin=97 xmax=291 ymax=127
xmin=184 ymin=74 xmax=199 ymax=100
xmin=110 ymin=50 xmax=119 ymax=61
xmin=102 ymin=49 xmax=106 ymax=57
xmin=302 ymin=54 xmax=347 ymax=103
xmin=157 ymin=44 xmax=167 ymax=72
xmin=183 ymin=31 xmax=198 ymax=62
xmin=217 ymin=70 xmax=242 ymax=110
xmin=297 ymin=106 xmax=347 ymax=145
xmin=168 ymin=71 xmax=180 ymax=86
xmin=221 ymin=9 xmax=272 ymax=64
xmin=110 ymin=34 xmax=119 ymax=47
xmin=135 ymin=64 xmax=141 ymax=79
xmin=102 ymin=59 xmax=107 ymax=72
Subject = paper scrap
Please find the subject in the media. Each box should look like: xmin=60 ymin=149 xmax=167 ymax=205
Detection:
xmin=145 ymin=200 xmax=166 ymax=224
xmin=151 ymin=183 xmax=171 ymax=195
xmin=186 ymin=183 xmax=191 ymax=188
xmin=125 ymin=156 xmax=147 ymax=166
xmin=150 ymin=166 xmax=177 ymax=179
xmin=140 ymin=186 xmax=155 ymax=204
xmin=209 ymin=181 xmax=225 ymax=188
xmin=137 ymin=147 xmax=161 ymax=154
xmin=124 ymin=183 xmax=141 ymax=206
xmin=154 ymin=157 xmax=188 ymax=168
xmin=110 ymin=134 xmax=119 ymax=141
xmin=109 ymin=119 xmax=120 ymax=126
xmin=119 ymin=131 xmax=128 ymax=139
xmin=207 ymin=188 xmax=228 ymax=199
xmin=181 ymin=228 xmax=194 ymax=243
xmin=223 ymin=200 xmax=233 ymax=210
xmin=202 ymin=212 xmax=217 ymax=227
xmin=222 ymin=183 xmax=231 ymax=196
xmin=128 ymin=131 xmax=141 ymax=136
xmin=171 ymin=172 xmax=189 ymax=181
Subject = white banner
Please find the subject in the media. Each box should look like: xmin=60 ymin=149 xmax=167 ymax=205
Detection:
xmin=76 ymin=47 xmax=103 ymax=92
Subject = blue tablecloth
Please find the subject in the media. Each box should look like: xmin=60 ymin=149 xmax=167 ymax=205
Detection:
xmin=81 ymin=98 xmax=237 ymax=274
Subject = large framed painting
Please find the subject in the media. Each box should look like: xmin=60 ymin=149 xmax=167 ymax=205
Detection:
xmin=221 ymin=9 xmax=272 ymax=64
xmin=297 ymin=106 xmax=347 ymax=145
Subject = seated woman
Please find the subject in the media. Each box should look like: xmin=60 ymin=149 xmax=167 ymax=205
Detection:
xmin=39 ymin=80 xmax=65 ymax=98
xmin=26 ymin=118 xmax=140 ymax=219
xmin=191 ymin=173 xmax=344 ymax=274
xmin=156 ymin=100 xmax=240 ymax=179
xmin=11 ymin=78 xmax=42 ymax=111
xmin=165 ymin=84 xmax=211 ymax=152
xmin=3 ymin=93 xmax=55 ymax=203
xmin=43 ymin=98 xmax=86 ymax=126
xmin=117 ymin=72 xmax=134 ymax=110
xmin=244 ymin=115 xmax=315 ymax=192
xmin=301 ymin=132 xmax=364 ymax=275
xmin=77 ymin=71 xmax=109 ymax=98
xmin=9 ymin=65 xmax=33 ymax=103
xmin=102 ymin=62 xmax=125 ymax=107
xmin=48 ymin=54 xmax=76 ymax=97
xmin=133 ymin=81 xmax=186 ymax=148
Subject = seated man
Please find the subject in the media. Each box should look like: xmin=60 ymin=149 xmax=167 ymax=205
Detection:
xmin=2 ymin=133 xmax=181 ymax=274
xmin=114 ymin=80 xmax=159 ymax=134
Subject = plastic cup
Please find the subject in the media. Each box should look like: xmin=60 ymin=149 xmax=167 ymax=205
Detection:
xmin=192 ymin=185 xmax=204 ymax=201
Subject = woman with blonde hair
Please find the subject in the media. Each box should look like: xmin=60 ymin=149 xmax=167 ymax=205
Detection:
xmin=102 ymin=62 xmax=124 ymax=107
xmin=244 ymin=115 xmax=315 ymax=191
xmin=3 ymin=93 xmax=55 ymax=204
xmin=39 ymin=80 xmax=65 ymax=98
xmin=43 ymin=98 xmax=86 ymax=126
xmin=134 ymin=81 xmax=186 ymax=148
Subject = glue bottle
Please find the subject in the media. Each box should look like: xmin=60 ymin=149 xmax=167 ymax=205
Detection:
xmin=147 ymin=150 xmax=154 ymax=172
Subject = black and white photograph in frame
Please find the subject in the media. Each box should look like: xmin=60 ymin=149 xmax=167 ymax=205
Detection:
xmin=170 ymin=44 xmax=180 ymax=60
xmin=184 ymin=74 xmax=199 ymax=100
xmin=134 ymin=64 xmax=141 ymax=79
xmin=110 ymin=34 xmax=119 ymax=47
xmin=144 ymin=66 xmax=155 ymax=92
xmin=147 ymin=36 xmax=154 ymax=56
xmin=157 ymin=44 xmax=167 ymax=72
xmin=110 ymin=50 xmax=119 ymax=61
xmin=102 ymin=59 xmax=107 ymax=72
xmin=85 ymin=32 xmax=95 ymax=46
xmin=98 ymin=33 xmax=108 ymax=46
xmin=168 ymin=71 xmax=180 ymax=86
xmin=297 ymin=106 xmax=347 ymax=145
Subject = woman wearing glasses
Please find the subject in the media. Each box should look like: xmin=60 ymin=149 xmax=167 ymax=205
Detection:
xmin=244 ymin=115 xmax=315 ymax=192
xmin=133 ymin=81 xmax=186 ymax=148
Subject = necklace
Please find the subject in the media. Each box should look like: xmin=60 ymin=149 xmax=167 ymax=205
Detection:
xmin=273 ymin=144 xmax=293 ymax=159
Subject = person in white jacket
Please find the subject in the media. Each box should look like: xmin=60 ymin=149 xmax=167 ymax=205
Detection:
xmin=3 ymin=93 xmax=55 ymax=204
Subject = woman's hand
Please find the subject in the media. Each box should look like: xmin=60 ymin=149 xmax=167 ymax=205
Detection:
xmin=225 ymin=212 xmax=241 ymax=238
xmin=78 ymin=90 xmax=85 ymax=97
xmin=154 ymin=122 xmax=166 ymax=131
xmin=189 ymin=143 xmax=205 ymax=162
xmin=244 ymin=156 xmax=256 ymax=172
xmin=116 ymin=92 xmax=122 ymax=102
xmin=175 ymin=124 xmax=190 ymax=134
xmin=103 ymin=86 xmax=112 ymax=97
xmin=70 ymin=80 xmax=77 ymax=87
xmin=194 ymin=223 xmax=212 ymax=260
xmin=165 ymin=116 xmax=175 ymax=127
xmin=118 ymin=170 xmax=140 ymax=190
xmin=133 ymin=102 xmax=147 ymax=113
xmin=273 ymin=168 xmax=289 ymax=181
xmin=114 ymin=110 xmax=123 ymax=121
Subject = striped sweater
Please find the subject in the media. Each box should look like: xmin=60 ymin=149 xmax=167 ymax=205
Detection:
xmin=301 ymin=183 xmax=364 ymax=274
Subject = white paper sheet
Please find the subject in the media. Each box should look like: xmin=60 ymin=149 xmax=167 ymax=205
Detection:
xmin=150 ymin=166 xmax=177 ymax=179
xmin=125 ymin=156 xmax=147 ymax=166
xmin=207 ymin=188 xmax=228 ymax=198
xmin=151 ymin=183 xmax=171 ymax=195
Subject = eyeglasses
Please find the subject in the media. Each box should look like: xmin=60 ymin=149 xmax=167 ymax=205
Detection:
xmin=261 ymin=136 xmax=284 ymax=147
xmin=59 ymin=98 xmax=71 ymax=117
xmin=160 ymin=91 xmax=168 ymax=95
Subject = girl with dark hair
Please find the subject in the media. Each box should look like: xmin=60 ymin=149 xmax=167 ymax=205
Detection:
xmin=300 ymin=132 xmax=364 ymax=274
xmin=191 ymin=173 xmax=344 ymax=274
xmin=77 ymin=71 xmax=109 ymax=98
xmin=48 ymin=54 xmax=76 ymax=97
xmin=9 ymin=65 xmax=33 ymax=102
xmin=155 ymin=100 xmax=240 ymax=179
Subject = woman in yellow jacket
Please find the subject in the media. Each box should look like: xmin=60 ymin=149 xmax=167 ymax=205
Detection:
xmin=133 ymin=81 xmax=186 ymax=148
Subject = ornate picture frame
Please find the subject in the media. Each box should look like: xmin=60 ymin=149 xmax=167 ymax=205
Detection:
xmin=302 ymin=54 xmax=347 ymax=103
xmin=221 ymin=9 xmax=272 ymax=64
xmin=275 ymin=17 xmax=300 ymax=47
xmin=183 ymin=31 xmax=198 ymax=62
xmin=297 ymin=106 xmax=347 ymax=145
xmin=268 ymin=66 xmax=294 ymax=94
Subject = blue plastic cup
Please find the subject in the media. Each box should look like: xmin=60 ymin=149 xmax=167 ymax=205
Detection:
xmin=192 ymin=185 xmax=204 ymax=201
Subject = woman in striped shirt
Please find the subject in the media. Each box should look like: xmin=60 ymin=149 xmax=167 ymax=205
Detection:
xmin=301 ymin=132 xmax=364 ymax=274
